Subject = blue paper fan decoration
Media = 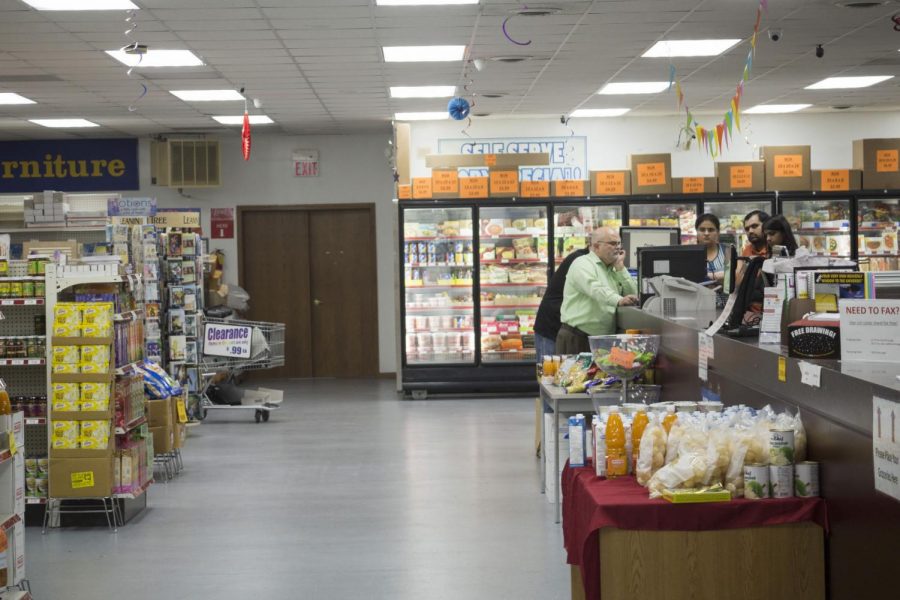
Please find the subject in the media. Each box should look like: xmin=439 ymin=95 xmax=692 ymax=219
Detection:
xmin=448 ymin=97 xmax=471 ymax=121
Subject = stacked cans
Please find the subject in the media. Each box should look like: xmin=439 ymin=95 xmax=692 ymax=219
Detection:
xmin=743 ymin=428 xmax=819 ymax=500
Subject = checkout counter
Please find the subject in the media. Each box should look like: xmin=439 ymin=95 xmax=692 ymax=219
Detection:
xmin=616 ymin=305 xmax=900 ymax=599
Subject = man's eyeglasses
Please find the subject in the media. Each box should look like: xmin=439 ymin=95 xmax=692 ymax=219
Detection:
xmin=595 ymin=240 xmax=622 ymax=248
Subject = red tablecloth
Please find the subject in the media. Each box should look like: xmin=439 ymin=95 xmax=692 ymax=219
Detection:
xmin=562 ymin=464 xmax=829 ymax=600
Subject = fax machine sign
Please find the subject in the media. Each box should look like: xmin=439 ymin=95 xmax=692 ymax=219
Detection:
xmin=204 ymin=323 xmax=252 ymax=358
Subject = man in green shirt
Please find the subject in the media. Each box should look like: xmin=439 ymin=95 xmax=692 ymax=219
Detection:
xmin=556 ymin=227 xmax=639 ymax=353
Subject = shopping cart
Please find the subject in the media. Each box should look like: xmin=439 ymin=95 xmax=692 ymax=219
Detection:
xmin=199 ymin=316 xmax=286 ymax=423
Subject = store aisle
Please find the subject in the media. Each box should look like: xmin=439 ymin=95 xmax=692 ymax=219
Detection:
xmin=27 ymin=379 xmax=570 ymax=600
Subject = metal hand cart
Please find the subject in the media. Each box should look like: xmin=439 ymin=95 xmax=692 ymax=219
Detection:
xmin=199 ymin=316 xmax=286 ymax=422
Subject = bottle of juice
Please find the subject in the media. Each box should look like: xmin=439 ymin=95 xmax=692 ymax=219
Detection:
xmin=0 ymin=379 xmax=11 ymax=416
xmin=605 ymin=406 xmax=627 ymax=479
xmin=631 ymin=409 xmax=649 ymax=469
xmin=662 ymin=405 xmax=677 ymax=433
xmin=542 ymin=355 xmax=555 ymax=378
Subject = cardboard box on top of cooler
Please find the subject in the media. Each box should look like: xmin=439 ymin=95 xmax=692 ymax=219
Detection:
xmin=671 ymin=177 xmax=718 ymax=195
xmin=716 ymin=161 xmax=765 ymax=192
xmin=627 ymin=154 xmax=672 ymax=194
xmin=853 ymin=139 xmax=900 ymax=189
xmin=431 ymin=168 xmax=460 ymax=199
xmin=812 ymin=169 xmax=863 ymax=192
xmin=590 ymin=171 xmax=632 ymax=196
xmin=759 ymin=145 xmax=812 ymax=191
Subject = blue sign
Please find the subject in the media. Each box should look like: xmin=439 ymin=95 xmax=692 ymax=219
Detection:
xmin=437 ymin=136 xmax=588 ymax=181
xmin=108 ymin=197 xmax=157 ymax=217
xmin=0 ymin=138 xmax=139 ymax=193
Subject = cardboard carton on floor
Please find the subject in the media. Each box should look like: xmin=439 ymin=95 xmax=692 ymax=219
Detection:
xmin=49 ymin=456 xmax=114 ymax=498
xmin=146 ymin=398 xmax=172 ymax=428
xmin=760 ymin=145 xmax=812 ymax=191
xmin=150 ymin=424 xmax=174 ymax=455
xmin=853 ymin=139 xmax=900 ymax=189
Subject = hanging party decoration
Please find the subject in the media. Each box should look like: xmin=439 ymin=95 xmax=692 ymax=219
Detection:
xmin=669 ymin=0 xmax=769 ymax=157
xmin=448 ymin=97 xmax=471 ymax=121
xmin=121 ymin=9 xmax=148 ymax=113
xmin=502 ymin=13 xmax=532 ymax=46
xmin=241 ymin=110 xmax=251 ymax=161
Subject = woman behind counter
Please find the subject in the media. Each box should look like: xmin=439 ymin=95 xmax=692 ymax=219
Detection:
xmin=763 ymin=214 xmax=799 ymax=257
xmin=695 ymin=213 xmax=728 ymax=283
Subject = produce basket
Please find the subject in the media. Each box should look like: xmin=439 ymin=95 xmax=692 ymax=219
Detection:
xmin=589 ymin=334 xmax=660 ymax=405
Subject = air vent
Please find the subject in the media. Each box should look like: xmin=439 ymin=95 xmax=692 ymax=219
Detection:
xmin=490 ymin=55 xmax=534 ymax=63
xmin=832 ymin=105 xmax=853 ymax=110
xmin=514 ymin=5 xmax=563 ymax=17
xmin=0 ymin=74 xmax=62 ymax=83
xmin=151 ymin=139 xmax=221 ymax=188
xmin=479 ymin=92 xmax=507 ymax=98
xmin=834 ymin=1 xmax=891 ymax=7
xmin=140 ymin=71 xmax=222 ymax=81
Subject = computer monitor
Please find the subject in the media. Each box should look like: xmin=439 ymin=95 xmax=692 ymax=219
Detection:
xmin=637 ymin=244 xmax=708 ymax=305
xmin=722 ymin=244 xmax=738 ymax=295
xmin=620 ymin=227 xmax=681 ymax=270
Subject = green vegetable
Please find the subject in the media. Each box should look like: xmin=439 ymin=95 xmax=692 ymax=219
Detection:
xmin=795 ymin=479 xmax=808 ymax=496
xmin=781 ymin=446 xmax=794 ymax=463
xmin=747 ymin=481 xmax=765 ymax=498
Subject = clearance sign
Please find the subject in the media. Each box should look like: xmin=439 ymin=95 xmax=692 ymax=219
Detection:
xmin=0 ymin=138 xmax=138 ymax=193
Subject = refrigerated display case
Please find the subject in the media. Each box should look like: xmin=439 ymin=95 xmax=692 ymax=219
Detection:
xmin=856 ymin=196 xmax=900 ymax=271
xmin=780 ymin=196 xmax=853 ymax=258
xmin=402 ymin=207 xmax=476 ymax=366
xmin=702 ymin=197 xmax=775 ymax=250
xmin=478 ymin=205 xmax=549 ymax=364
xmin=628 ymin=201 xmax=699 ymax=244
xmin=553 ymin=203 xmax=623 ymax=266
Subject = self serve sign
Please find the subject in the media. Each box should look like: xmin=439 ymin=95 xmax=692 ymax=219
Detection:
xmin=204 ymin=323 xmax=252 ymax=358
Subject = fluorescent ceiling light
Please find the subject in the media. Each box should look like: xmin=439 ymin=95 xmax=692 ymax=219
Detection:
xmin=21 ymin=0 xmax=138 ymax=9
xmin=105 ymin=49 xmax=204 ymax=68
xmin=212 ymin=115 xmax=274 ymax=125
xmin=570 ymin=108 xmax=630 ymax=118
xmin=642 ymin=39 xmax=742 ymax=58
xmin=378 ymin=1 xmax=478 ymax=5
xmin=744 ymin=103 xmax=812 ymax=114
xmin=383 ymin=45 xmax=466 ymax=62
xmin=0 ymin=93 xmax=35 ymax=105
xmin=394 ymin=112 xmax=449 ymax=121
xmin=29 ymin=119 xmax=98 ymax=128
xmin=390 ymin=86 xmax=455 ymax=98
xmin=598 ymin=81 xmax=669 ymax=95
xmin=170 ymin=89 xmax=244 ymax=102
xmin=805 ymin=75 xmax=893 ymax=89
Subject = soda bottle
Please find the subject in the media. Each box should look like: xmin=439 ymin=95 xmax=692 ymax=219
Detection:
xmin=662 ymin=405 xmax=677 ymax=433
xmin=631 ymin=410 xmax=649 ymax=471
xmin=605 ymin=406 xmax=627 ymax=479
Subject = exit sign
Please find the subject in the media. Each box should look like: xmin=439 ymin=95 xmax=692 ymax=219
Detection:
xmin=293 ymin=149 xmax=319 ymax=177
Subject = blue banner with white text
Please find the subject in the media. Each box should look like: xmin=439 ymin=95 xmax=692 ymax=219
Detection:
xmin=0 ymin=138 xmax=139 ymax=193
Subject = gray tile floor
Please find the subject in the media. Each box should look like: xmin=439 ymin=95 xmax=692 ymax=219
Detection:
xmin=27 ymin=378 xmax=570 ymax=599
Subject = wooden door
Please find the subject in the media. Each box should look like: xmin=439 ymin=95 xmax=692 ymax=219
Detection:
xmin=308 ymin=208 xmax=379 ymax=377
xmin=238 ymin=205 xmax=379 ymax=378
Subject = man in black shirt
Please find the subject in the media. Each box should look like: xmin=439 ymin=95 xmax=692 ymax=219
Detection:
xmin=533 ymin=246 xmax=590 ymax=360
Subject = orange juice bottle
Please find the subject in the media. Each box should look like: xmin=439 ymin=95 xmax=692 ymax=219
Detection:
xmin=542 ymin=355 xmax=555 ymax=377
xmin=0 ymin=379 xmax=10 ymax=416
xmin=662 ymin=405 xmax=677 ymax=433
xmin=605 ymin=407 xmax=627 ymax=479
xmin=631 ymin=410 xmax=649 ymax=468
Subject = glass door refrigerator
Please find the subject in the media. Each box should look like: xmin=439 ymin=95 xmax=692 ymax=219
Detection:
xmin=702 ymin=196 xmax=776 ymax=250
xmin=552 ymin=202 xmax=625 ymax=269
xmin=779 ymin=195 xmax=853 ymax=259
xmin=627 ymin=199 xmax=700 ymax=245
xmin=478 ymin=204 xmax=550 ymax=365
xmin=856 ymin=195 xmax=900 ymax=271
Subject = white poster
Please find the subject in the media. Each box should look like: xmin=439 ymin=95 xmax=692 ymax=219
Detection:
xmin=437 ymin=136 xmax=587 ymax=181
xmin=203 ymin=323 xmax=252 ymax=358
xmin=839 ymin=300 xmax=900 ymax=363
xmin=873 ymin=396 xmax=900 ymax=503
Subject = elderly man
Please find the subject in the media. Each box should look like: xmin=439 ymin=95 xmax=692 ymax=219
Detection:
xmin=556 ymin=227 xmax=639 ymax=354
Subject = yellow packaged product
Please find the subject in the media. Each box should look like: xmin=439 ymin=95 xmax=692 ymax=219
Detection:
xmin=80 ymin=345 xmax=110 ymax=366
xmin=79 ymin=420 xmax=110 ymax=450
xmin=52 ymin=345 xmax=81 ymax=365
xmin=79 ymin=362 xmax=110 ymax=375
xmin=52 ymin=323 xmax=81 ymax=337
xmin=52 ymin=363 xmax=79 ymax=374
xmin=81 ymin=324 xmax=112 ymax=338
xmin=51 ymin=421 xmax=79 ymax=449
xmin=79 ymin=383 xmax=110 ymax=411
xmin=53 ymin=303 xmax=82 ymax=328
xmin=51 ymin=383 xmax=79 ymax=412
xmin=81 ymin=303 xmax=113 ymax=332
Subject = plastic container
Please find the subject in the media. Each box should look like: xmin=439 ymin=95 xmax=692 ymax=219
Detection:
xmin=589 ymin=334 xmax=660 ymax=380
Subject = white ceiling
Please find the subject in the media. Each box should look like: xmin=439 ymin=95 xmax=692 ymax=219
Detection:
xmin=0 ymin=0 xmax=898 ymax=139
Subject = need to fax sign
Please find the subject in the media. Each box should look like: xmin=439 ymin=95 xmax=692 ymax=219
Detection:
xmin=204 ymin=323 xmax=252 ymax=358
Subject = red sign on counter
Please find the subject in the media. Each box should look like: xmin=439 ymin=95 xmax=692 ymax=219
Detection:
xmin=211 ymin=208 xmax=234 ymax=239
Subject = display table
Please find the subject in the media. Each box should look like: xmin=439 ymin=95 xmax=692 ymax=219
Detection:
xmin=562 ymin=465 xmax=828 ymax=600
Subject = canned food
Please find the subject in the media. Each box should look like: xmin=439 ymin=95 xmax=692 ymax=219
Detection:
xmin=27 ymin=259 xmax=37 ymax=276
xmin=36 ymin=477 xmax=48 ymax=498
xmin=9 ymin=281 xmax=22 ymax=298
xmin=743 ymin=463 xmax=770 ymax=499
xmin=38 ymin=458 xmax=49 ymax=477
xmin=22 ymin=280 xmax=34 ymax=297
xmin=25 ymin=477 xmax=36 ymax=498
xmin=794 ymin=461 xmax=820 ymax=497
xmin=769 ymin=428 xmax=795 ymax=466
xmin=769 ymin=465 xmax=794 ymax=498
xmin=25 ymin=459 xmax=38 ymax=477
xmin=35 ymin=281 xmax=45 ymax=297
xmin=0 ymin=260 xmax=8 ymax=276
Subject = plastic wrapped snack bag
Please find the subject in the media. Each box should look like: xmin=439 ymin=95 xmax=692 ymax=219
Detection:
xmin=701 ymin=426 xmax=731 ymax=487
xmin=725 ymin=429 xmax=753 ymax=498
xmin=636 ymin=413 xmax=667 ymax=486
xmin=648 ymin=452 xmax=710 ymax=499
xmin=79 ymin=420 xmax=110 ymax=450
xmin=52 ymin=383 xmax=79 ymax=412
xmin=51 ymin=421 xmax=79 ymax=449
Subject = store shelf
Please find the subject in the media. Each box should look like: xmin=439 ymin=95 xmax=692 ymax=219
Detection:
xmin=0 ymin=298 xmax=44 ymax=306
xmin=406 ymin=305 xmax=474 ymax=311
xmin=859 ymin=226 xmax=898 ymax=232
xmin=480 ymin=258 xmax=546 ymax=265
xmin=0 ymin=513 xmax=20 ymax=531
xmin=0 ymin=276 xmax=44 ymax=281
xmin=405 ymin=235 xmax=472 ymax=241
xmin=407 ymin=358 xmax=475 ymax=365
xmin=0 ymin=358 xmax=45 ymax=366
xmin=2 ymin=226 xmax=104 ymax=233
xmin=404 ymin=263 xmax=471 ymax=268
xmin=408 ymin=328 xmax=473 ymax=334
xmin=115 ymin=415 xmax=147 ymax=435
xmin=114 ymin=360 xmax=144 ymax=376
xmin=796 ymin=228 xmax=849 ymax=233
xmin=481 ymin=303 xmax=541 ymax=309
xmin=113 ymin=478 xmax=152 ymax=500
xmin=405 ymin=284 xmax=472 ymax=289
xmin=25 ymin=497 xmax=47 ymax=505
xmin=480 ymin=282 xmax=546 ymax=287
xmin=113 ymin=309 xmax=144 ymax=322
xmin=24 ymin=417 xmax=47 ymax=426
xmin=481 ymin=233 xmax=547 ymax=240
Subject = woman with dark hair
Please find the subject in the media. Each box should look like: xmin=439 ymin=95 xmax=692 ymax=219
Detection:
xmin=695 ymin=213 xmax=728 ymax=282
xmin=763 ymin=214 xmax=799 ymax=257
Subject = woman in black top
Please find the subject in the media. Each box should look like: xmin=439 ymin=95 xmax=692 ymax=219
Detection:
xmin=762 ymin=215 xmax=799 ymax=257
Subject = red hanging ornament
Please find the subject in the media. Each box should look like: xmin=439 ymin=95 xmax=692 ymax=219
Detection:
xmin=241 ymin=110 xmax=251 ymax=161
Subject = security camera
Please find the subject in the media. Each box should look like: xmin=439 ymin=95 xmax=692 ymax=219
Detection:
xmin=560 ymin=115 xmax=567 ymax=124
xmin=815 ymin=44 xmax=824 ymax=58
xmin=768 ymin=29 xmax=782 ymax=42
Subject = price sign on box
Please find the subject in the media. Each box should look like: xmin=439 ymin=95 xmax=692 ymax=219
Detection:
xmin=204 ymin=323 xmax=252 ymax=358
xmin=71 ymin=471 xmax=95 ymax=489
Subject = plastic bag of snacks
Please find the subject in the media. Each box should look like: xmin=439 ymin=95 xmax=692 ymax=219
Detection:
xmin=635 ymin=413 xmax=667 ymax=486
xmin=701 ymin=424 xmax=731 ymax=487
xmin=648 ymin=451 xmax=710 ymax=498
xmin=52 ymin=383 xmax=79 ymax=412
xmin=138 ymin=359 xmax=182 ymax=399
xmin=51 ymin=421 xmax=79 ymax=449
xmin=79 ymin=420 xmax=110 ymax=449
xmin=773 ymin=410 xmax=807 ymax=462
